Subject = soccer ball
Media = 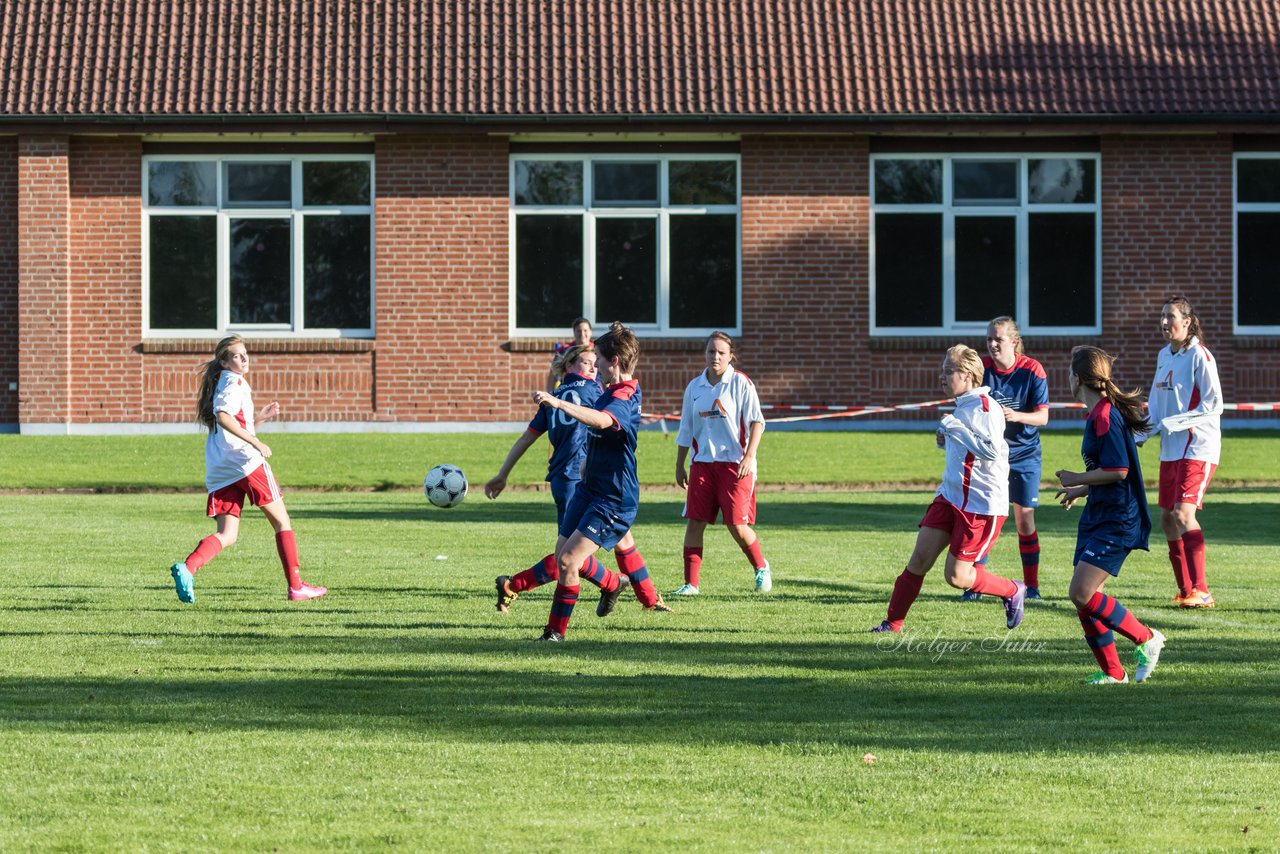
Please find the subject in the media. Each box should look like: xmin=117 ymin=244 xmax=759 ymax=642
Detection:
xmin=424 ymin=464 xmax=468 ymax=508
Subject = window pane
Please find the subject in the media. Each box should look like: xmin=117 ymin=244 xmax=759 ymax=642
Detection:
xmin=874 ymin=159 xmax=942 ymax=204
xmin=304 ymin=215 xmax=371 ymax=328
xmin=515 ymin=215 xmax=583 ymax=328
xmin=593 ymin=163 xmax=658 ymax=206
xmin=595 ymin=218 xmax=657 ymax=323
xmin=670 ymin=215 xmax=737 ymax=328
xmin=226 ymin=163 xmax=291 ymax=206
xmin=955 ymin=217 xmax=1016 ymax=323
xmin=514 ymin=161 xmax=583 ymax=206
xmin=875 ymin=214 xmax=942 ymax=327
xmin=954 ymin=161 xmax=1018 ymax=205
xmin=148 ymin=162 xmax=216 ymax=207
xmin=1238 ymin=212 xmax=1280 ymax=325
xmin=1238 ymin=160 xmax=1280 ymax=204
xmin=302 ymin=162 xmax=370 ymax=206
xmin=1028 ymin=213 xmax=1096 ymax=327
xmin=230 ymin=219 xmax=291 ymax=324
xmin=669 ymin=161 xmax=737 ymax=205
xmin=1029 ymin=158 xmax=1096 ymax=204
xmin=149 ymin=216 xmax=216 ymax=328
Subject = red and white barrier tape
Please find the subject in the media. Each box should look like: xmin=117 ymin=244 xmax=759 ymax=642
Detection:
xmin=643 ymin=399 xmax=1280 ymax=425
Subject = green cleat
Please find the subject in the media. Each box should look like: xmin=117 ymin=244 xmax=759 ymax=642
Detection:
xmin=170 ymin=562 xmax=195 ymax=604
xmin=1134 ymin=629 xmax=1166 ymax=683
xmin=669 ymin=583 xmax=700 ymax=596
xmin=1085 ymin=671 xmax=1128 ymax=685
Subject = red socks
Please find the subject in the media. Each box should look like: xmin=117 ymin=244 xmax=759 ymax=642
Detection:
xmin=742 ymin=538 xmax=766 ymax=571
xmin=683 ymin=547 xmax=703 ymax=587
xmin=1182 ymin=529 xmax=1208 ymax=593
xmin=1018 ymin=532 xmax=1040 ymax=588
xmin=184 ymin=535 xmax=223 ymax=573
xmin=969 ymin=568 xmax=1017 ymax=599
xmin=615 ymin=545 xmax=658 ymax=607
xmin=1167 ymin=538 xmax=1192 ymax=596
xmin=1078 ymin=612 xmax=1125 ymax=680
xmin=886 ymin=569 xmax=925 ymax=627
xmin=511 ymin=555 xmax=558 ymax=593
xmin=1085 ymin=591 xmax=1153 ymax=645
xmin=275 ymin=530 xmax=302 ymax=591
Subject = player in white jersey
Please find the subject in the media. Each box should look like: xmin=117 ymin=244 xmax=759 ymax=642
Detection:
xmin=167 ymin=335 xmax=326 ymax=604
xmin=870 ymin=345 xmax=1027 ymax=634
xmin=672 ymin=332 xmax=770 ymax=595
xmin=1145 ymin=296 xmax=1223 ymax=608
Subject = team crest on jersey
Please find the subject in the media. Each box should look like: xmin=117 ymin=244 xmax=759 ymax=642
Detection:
xmin=1155 ymin=370 xmax=1174 ymax=391
xmin=698 ymin=398 xmax=729 ymax=420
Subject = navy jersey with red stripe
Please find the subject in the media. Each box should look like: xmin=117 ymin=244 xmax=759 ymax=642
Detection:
xmin=582 ymin=379 xmax=642 ymax=511
xmin=527 ymin=372 xmax=602 ymax=482
xmin=982 ymin=354 xmax=1049 ymax=464
xmin=1079 ymin=398 xmax=1151 ymax=551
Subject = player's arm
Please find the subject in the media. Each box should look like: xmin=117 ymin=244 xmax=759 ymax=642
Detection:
xmin=939 ymin=411 xmax=1000 ymax=461
xmin=674 ymin=384 xmax=697 ymax=488
xmin=675 ymin=444 xmax=691 ymax=489
xmin=1004 ymin=406 xmax=1049 ymax=427
xmin=485 ymin=429 xmax=541 ymax=499
xmin=1056 ymin=466 xmax=1126 ymax=488
xmin=533 ymin=390 xmax=613 ymax=430
xmin=1160 ymin=353 xmax=1224 ymax=434
xmin=216 ymin=410 xmax=271 ymax=458
xmin=257 ymin=401 xmax=280 ymax=423
xmin=738 ymin=421 xmax=764 ymax=479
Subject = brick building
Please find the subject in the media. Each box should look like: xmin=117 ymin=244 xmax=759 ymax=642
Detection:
xmin=2 ymin=1 xmax=1279 ymax=432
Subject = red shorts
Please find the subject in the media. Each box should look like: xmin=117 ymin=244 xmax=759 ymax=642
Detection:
xmin=683 ymin=461 xmax=757 ymax=526
xmin=919 ymin=495 xmax=1006 ymax=561
xmin=207 ymin=463 xmax=283 ymax=518
xmin=1158 ymin=459 xmax=1216 ymax=510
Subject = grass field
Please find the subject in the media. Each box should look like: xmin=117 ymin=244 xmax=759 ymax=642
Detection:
xmin=2 ymin=433 xmax=1279 ymax=851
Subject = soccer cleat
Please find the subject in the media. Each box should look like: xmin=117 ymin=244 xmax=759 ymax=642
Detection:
xmin=1004 ymin=581 xmax=1027 ymax=630
xmin=1085 ymin=671 xmax=1129 ymax=685
xmin=495 ymin=575 xmax=518 ymax=612
xmin=170 ymin=562 xmax=195 ymax=604
xmin=959 ymin=589 xmax=983 ymax=602
xmin=869 ymin=620 xmax=901 ymax=634
xmin=670 ymin=583 xmax=700 ymax=596
xmin=597 ymin=575 xmax=629 ymax=617
xmin=754 ymin=561 xmax=773 ymax=593
xmin=1182 ymin=589 xmax=1215 ymax=609
xmin=287 ymin=582 xmax=327 ymax=601
xmin=1025 ymin=586 xmax=1042 ymax=600
xmin=644 ymin=594 xmax=674 ymax=613
xmin=1134 ymin=629 xmax=1166 ymax=683
xmin=1171 ymin=591 xmax=1196 ymax=606
xmin=536 ymin=628 xmax=564 ymax=642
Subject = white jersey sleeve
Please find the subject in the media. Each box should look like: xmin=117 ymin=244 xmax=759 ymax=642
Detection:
xmin=1149 ymin=339 xmax=1223 ymax=463
xmin=204 ymin=371 xmax=265 ymax=492
xmin=675 ymin=379 xmax=697 ymax=449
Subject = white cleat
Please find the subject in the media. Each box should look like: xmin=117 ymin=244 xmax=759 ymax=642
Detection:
xmin=754 ymin=561 xmax=772 ymax=593
xmin=1134 ymin=629 xmax=1166 ymax=683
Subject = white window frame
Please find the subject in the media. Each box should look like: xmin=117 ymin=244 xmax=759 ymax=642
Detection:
xmin=1233 ymin=153 xmax=1280 ymax=335
xmin=870 ymin=153 xmax=1102 ymax=336
xmin=509 ymin=153 xmax=742 ymax=337
xmin=142 ymin=153 xmax=376 ymax=339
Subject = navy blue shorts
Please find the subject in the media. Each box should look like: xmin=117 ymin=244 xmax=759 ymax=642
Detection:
xmin=1073 ymin=534 xmax=1131 ymax=577
xmin=549 ymin=475 xmax=579 ymax=530
xmin=1008 ymin=459 xmax=1042 ymax=508
xmin=558 ymin=487 xmax=635 ymax=551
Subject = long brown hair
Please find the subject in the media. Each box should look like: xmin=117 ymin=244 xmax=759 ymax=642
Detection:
xmin=197 ymin=335 xmax=244 ymax=430
xmin=1163 ymin=295 xmax=1206 ymax=351
xmin=1071 ymin=345 xmax=1147 ymax=433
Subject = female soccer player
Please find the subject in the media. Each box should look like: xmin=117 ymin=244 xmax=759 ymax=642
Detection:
xmin=1146 ymin=296 xmax=1223 ymax=608
xmin=168 ymin=335 xmax=326 ymax=603
xmin=489 ymin=344 xmax=601 ymax=611
xmin=671 ymin=332 xmax=770 ymax=595
xmin=1056 ymin=346 xmax=1165 ymax=684
xmin=519 ymin=322 xmax=666 ymax=640
xmin=870 ymin=345 xmax=1027 ymax=634
xmin=962 ymin=317 xmax=1049 ymax=601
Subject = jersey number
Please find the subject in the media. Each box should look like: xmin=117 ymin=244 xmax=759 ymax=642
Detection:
xmin=555 ymin=391 xmax=581 ymax=428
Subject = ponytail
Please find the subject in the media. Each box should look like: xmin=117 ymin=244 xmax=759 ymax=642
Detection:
xmin=1164 ymin=296 xmax=1205 ymax=351
xmin=1071 ymin=345 xmax=1147 ymax=434
xmin=197 ymin=335 xmax=243 ymax=430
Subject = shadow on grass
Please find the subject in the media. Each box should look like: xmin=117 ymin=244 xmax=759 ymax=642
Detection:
xmin=3 ymin=633 xmax=1278 ymax=755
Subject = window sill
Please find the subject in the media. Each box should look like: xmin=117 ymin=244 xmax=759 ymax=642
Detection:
xmin=507 ymin=337 xmax=707 ymax=353
xmin=1234 ymin=336 xmax=1280 ymax=349
xmin=137 ymin=338 xmax=376 ymax=354
xmin=869 ymin=335 xmax=1103 ymax=351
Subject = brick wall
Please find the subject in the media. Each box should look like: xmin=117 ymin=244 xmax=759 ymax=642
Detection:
xmin=0 ymin=138 xmax=16 ymax=423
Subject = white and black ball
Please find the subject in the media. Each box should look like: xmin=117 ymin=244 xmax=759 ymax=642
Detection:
xmin=424 ymin=464 xmax=468 ymax=508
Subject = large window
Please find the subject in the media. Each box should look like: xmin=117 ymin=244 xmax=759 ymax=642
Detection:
xmin=871 ymin=154 xmax=1100 ymax=335
xmin=510 ymin=155 xmax=740 ymax=335
xmin=144 ymin=156 xmax=374 ymax=336
xmin=1236 ymin=154 xmax=1280 ymax=332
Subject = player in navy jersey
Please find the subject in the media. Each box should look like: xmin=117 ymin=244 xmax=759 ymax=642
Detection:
xmin=962 ymin=317 xmax=1050 ymax=602
xmin=519 ymin=322 xmax=668 ymax=641
xmin=1055 ymin=346 xmax=1165 ymax=684
xmin=546 ymin=317 xmax=593 ymax=391
xmin=488 ymin=344 xmax=602 ymax=610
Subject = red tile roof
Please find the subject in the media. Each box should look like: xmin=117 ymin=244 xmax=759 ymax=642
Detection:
xmin=2 ymin=1 xmax=1278 ymax=122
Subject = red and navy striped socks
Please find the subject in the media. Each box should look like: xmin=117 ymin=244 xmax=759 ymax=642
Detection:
xmin=1018 ymin=532 xmax=1040 ymax=588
